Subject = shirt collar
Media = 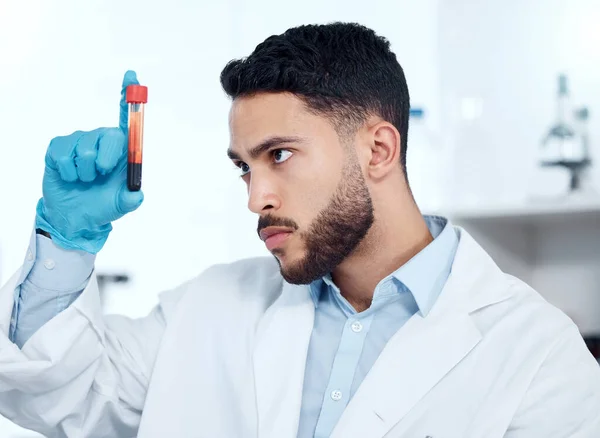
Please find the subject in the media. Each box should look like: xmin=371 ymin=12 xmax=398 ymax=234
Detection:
xmin=389 ymin=215 xmax=457 ymax=315
xmin=309 ymin=215 xmax=458 ymax=316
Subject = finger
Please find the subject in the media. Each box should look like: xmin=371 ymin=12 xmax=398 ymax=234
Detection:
xmin=96 ymin=128 xmax=127 ymax=175
xmin=117 ymin=186 xmax=144 ymax=214
xmin=74 ymin=130 xmax=102 ymax=182
xmin=56 ymin=156 xmax=78 ymax=183
xmin=46 ymin=132 xmax=83 ymax=183
xmin=119 ymin=70 xmax=140 ymax=133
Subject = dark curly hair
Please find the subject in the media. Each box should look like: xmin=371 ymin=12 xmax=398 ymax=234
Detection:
xmin=220 ymin=22 xmax=411 ymax=176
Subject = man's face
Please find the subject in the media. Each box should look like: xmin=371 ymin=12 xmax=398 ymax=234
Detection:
xmin=228 ymin=92 xmax=374 ymax=284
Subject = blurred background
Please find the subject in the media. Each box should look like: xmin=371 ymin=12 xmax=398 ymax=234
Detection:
xmin=0 ymin=0 xmax=599 ymax=435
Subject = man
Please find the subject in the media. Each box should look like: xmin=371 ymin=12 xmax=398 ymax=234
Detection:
xmin=0 ymin=22 xmax=598 ymax=438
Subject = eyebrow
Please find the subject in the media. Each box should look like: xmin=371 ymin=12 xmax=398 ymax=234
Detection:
xmin=227 ymin=136 xmax=306 ymax=161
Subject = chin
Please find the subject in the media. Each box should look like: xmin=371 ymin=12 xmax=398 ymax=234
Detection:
xmin=278 ymin=259 xmax=328 ymax=285
xmin=272 ymin=249 xmax=297 ymax=269
xmin=279 ymin=268 xmax=314 ymax=285
xmin=272 ymin=253 xmax=309 ymax=284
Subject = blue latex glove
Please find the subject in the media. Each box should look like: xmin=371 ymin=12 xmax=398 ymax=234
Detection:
xmin=35 ymin=70 xmax=145 ymax=254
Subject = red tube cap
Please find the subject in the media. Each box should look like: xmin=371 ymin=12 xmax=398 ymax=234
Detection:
xmin=126 ymin=85 xmax=148 ymax=103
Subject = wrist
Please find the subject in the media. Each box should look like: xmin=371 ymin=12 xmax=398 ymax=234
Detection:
xmin=35 ymin=198 xmax=111 ymax=254
xmin=36 ymin=228 xmax=52 ymax=239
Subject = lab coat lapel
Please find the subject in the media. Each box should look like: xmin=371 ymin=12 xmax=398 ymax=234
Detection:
xmin=331 ymin=229 xmax=498 ymax=438
xmin=331 ymin=308 xmax=481 ymax=438
xmin=252 ymin=281 xmax=315 ymax=438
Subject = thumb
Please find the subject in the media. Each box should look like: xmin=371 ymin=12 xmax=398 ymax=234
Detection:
xmin=117 ymin=185 xmax=144 ymax=215
xmin=119 ymin=70 xmax=140 ymax=133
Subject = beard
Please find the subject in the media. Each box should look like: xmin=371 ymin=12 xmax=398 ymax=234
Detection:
xmin=258 ymin=154 xmax=375 ymax=285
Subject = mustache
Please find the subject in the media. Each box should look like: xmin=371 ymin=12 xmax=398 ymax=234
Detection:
xmin=257 ymin=214 xmax=299 ymax=236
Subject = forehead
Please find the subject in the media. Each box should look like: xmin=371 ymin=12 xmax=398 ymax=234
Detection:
xmin=228 ymin=93 xmax=336 ymax=149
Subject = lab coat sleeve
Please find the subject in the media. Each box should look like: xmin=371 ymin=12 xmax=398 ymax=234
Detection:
xmin=0 ymin=263 xmax=177 ymax=438
xmin=505 ymin=324 xmax=600 ymax=438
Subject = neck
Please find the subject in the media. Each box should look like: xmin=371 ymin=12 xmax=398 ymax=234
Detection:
xmin=331 ymin=184 xmax=433 ymax=312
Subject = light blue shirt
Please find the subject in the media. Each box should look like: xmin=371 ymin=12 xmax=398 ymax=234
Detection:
xmin=9 ymin=215 xmax=458 ymax=437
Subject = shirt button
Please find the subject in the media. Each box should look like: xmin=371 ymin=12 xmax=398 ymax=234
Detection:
xmin=44 ymin=259 xmax=56 ymax=270
xmin=351 ymin=321 xmax=363 ymax=333
xmin=26 ymin=249 xmax=33 ymax=261
xmin=330 ymin=390 xmax=343 ymax=401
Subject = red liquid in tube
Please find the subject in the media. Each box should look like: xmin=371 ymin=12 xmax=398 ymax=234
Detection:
xmin=126 ymin=85 xmax=148 ymax=191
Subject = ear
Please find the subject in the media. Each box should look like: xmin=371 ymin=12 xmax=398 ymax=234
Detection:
xmin=364 ymin=120 xmax=402 ymax=180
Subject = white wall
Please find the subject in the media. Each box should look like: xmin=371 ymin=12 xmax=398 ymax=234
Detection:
xmin=0 ymin=0 xmax=245 ymax=317
xmin=438 ymin=0 xmax=600 ymax=205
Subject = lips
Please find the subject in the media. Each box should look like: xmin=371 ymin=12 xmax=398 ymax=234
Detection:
xmin=259 ymin=226 xmax=294 ymax=242
xmin=259 ymin=227 xmax=294 ymax=251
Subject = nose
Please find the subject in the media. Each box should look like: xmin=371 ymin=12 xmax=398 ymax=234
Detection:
xmin=247 ymin=172 xmax=281 ymax=214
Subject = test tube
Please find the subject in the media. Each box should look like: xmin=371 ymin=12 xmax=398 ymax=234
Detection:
xmin=125 ymin=84 xmax=148 ymax=191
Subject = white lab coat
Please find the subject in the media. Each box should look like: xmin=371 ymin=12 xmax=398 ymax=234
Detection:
xmin=0 ymin=225 xmax=599 ymax=438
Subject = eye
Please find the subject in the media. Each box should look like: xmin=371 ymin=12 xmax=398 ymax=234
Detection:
xmin=236 ymin=161 xmax=250 ymax=176
xmin=272 ymin=149 xmax=293 ymax=164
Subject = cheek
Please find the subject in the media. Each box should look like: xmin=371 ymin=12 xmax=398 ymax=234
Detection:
xmin=290 ymin=176 xmax=336 ymax=225
xmin=283 ymin=154 xmax=343 ymax=224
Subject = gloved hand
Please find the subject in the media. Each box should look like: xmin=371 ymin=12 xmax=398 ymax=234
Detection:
xmin=35 ymin=70 xmax=145 ymax=254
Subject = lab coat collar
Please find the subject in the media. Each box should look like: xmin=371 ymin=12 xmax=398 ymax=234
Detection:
xmin=253 ymin=225 xmax=514 ymax=438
